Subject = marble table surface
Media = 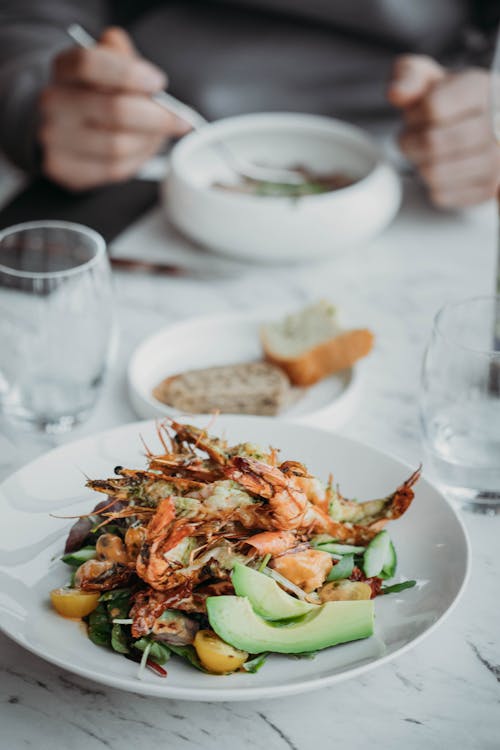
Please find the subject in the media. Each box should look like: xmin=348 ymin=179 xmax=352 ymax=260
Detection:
xmin=0 ymin=169 xmax=499 ymax=750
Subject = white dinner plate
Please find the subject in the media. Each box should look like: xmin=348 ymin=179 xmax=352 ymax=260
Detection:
xmin=0 ymin=416 xmax=469 ymax=701
xmin=127 ymin=312 xmax=361 ymax=429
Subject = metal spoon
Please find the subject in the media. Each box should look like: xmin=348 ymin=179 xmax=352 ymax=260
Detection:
xmin=66 ymin=24 xmax=306 ymax=186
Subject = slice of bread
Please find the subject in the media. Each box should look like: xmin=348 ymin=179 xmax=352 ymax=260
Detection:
xmin=261 ymin=301 xmax=374 ymax=386
xmin=153 ymin=361 xmax=291 ymax=416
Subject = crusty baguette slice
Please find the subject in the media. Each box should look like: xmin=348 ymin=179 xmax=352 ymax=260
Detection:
xmin=153 ymin=361 xmax=290 ymax=416
xmin=261 ymin=301 xmax=374 ymax=387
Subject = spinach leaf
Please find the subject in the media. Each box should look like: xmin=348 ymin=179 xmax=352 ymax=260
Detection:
xmin=99 ymin=588 xmax=132 ymax=602
xmin=111 ymin=624 xmax=130 ymax=654
xmin=86 ymin=597 xmax=132 ymax=651
xmin=108 ymin=599 xmax=131 ymax=621
xmin=133 ymin=638 xmax=171 ymax=665
xmin=99 ymin=588 xmax=132 ymax=620
xmin=243 ymin=653 xmax=269 ymax=673
xmin=87 ymin=603 xmax=112 ymax=647
xmin=168 ymin=644 xmax=208 ymax=672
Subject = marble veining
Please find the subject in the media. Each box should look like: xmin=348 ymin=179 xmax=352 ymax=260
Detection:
xmin=0 ymin=174 xmax=499 ymax=749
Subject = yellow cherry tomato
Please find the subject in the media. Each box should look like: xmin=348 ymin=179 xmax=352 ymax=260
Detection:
xmin=50 ymin=587 xmax=100 ymax=619
xmin=194 ymin=629 xmax=248 ymax=674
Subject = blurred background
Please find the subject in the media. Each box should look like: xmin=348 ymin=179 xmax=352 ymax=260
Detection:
xmin=0 ymin=0 xmax=499 ymax=208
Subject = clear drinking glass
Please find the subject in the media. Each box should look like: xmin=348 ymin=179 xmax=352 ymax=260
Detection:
xmin=0 ymin=221 xmax=114 ymax=433
xmin=420 ymin=296 xmax=500 ymax=514
xmin=492 ymin=26 xmax=500 ymax=145
xmin=491 ymin=26 xmax=500 ymax=320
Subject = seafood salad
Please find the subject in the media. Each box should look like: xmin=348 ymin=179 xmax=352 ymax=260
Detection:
xmin=51 ymin=421 xmax=420 ymax=679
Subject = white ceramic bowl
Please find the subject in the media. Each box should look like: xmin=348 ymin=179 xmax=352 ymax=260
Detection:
xmin=165 ymin=112 xmax=401 ymax=262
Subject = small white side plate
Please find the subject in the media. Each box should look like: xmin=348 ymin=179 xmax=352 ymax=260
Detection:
xmin=127 ymin=312 xmax=360 ymax=428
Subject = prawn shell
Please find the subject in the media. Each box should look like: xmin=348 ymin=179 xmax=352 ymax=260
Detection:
xmin=244 ymin=531 xmax=297 ymax=556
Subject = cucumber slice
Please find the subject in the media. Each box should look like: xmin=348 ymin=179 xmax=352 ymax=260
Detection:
xmin=362 ymin=531 xmax=391 ymax=577
xmin=61 ymin=546 xmax=96 ymax=567
xmin=379 ymin=541 xmax=397 ymax=580
xmin=326 ymin=554 xmax=355 ymax=581
xmin=316 ymin=542 xmax=366 ymax=555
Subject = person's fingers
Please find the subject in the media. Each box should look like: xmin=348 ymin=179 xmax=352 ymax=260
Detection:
xmin=99 ymin=26 xmax=136 ymax=56
xmin=387 ymin=54 xmax=445 ymax=108
xmin=40 ymin=85 xmax=191 ymax=136
xmin=42 ymin=25 xmax=189 ymax=191
xmin=399 ymin=114 xmax=492 ymax=163
xmin=403 ymin=69 xmax=489 ymax=127
xmin=430 ymin=183 xmax=497 ymax=209
xmin=52 ymin=45 xmax=166 ymax=93
xmin=39 ymin=118 xmax=166 ymax=162
xmin=43 ymin=139 xmax=162 ymax=191
xmin=419 ymin=149 xmax=498 ymax=192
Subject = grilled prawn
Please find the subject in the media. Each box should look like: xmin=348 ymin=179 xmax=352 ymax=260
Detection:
xmin=225 ymin=456 xmax=420 ymax=544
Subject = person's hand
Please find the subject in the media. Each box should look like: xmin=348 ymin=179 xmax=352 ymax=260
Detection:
xmin=388 ymin=55 xmax=499 ymax=209
xmin=39 ymin=27 xmax=190 ymax=190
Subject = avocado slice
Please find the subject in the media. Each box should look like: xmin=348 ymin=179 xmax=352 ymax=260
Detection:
xmin=206 ymin=596 xmax=374 ymax=654
xmin=231 ymin=563 xmax=318 ymax=620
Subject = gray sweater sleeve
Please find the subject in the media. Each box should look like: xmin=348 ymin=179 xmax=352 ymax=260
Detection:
xmin=0 ymin=0 xmax=108 ymax=173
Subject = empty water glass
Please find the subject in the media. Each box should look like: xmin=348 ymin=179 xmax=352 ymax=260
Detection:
xmin=0 ymin=221 xmax=114 ymax=433
xmin=420 ymin=296 xmax=500 ymax=514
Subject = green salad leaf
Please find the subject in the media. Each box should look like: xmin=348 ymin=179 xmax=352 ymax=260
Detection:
xmin=87 ymin=603 xmax=112 ymax=647
xmin=111 ymin=624 xmax=130 ymax=654
xmin=99 ymin=588 xmax=132 ymax=602
xmin=133 ymin=638 xmax=171 ymax=665
xmin=243 ymin=653 xmax=269 ymax=673
xmin=380 ymin=580 xmax=417 ymax=595
xmin=168 ymin=644 xmax=208 ymax=672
